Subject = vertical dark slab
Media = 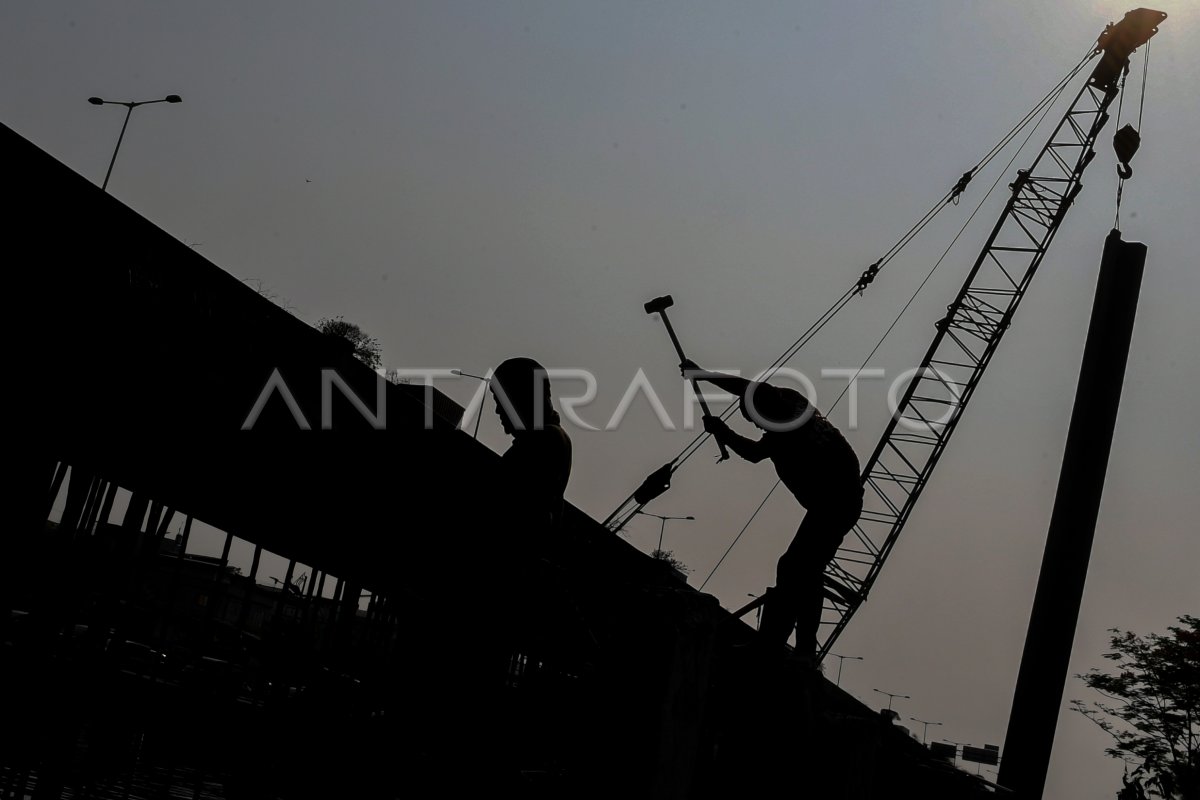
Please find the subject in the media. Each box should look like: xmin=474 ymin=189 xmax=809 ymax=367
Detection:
xmin=1000 ymin=230 xmax=1147 ymax=798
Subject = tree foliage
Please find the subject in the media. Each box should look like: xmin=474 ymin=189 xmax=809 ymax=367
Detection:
xmin=650 ymin=548 xmax=689 ymax=575
xmin=316 ymin=316 xmax=382 ymax=370
xmin=1072 ymin=615 xmax=1199 ymax=799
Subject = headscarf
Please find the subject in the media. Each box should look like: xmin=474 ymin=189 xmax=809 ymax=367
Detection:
xmin=491 ymin=357 xmax=561 ymax=431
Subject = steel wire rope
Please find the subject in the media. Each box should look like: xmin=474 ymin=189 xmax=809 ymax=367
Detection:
xmin=698 ymin=61 xmax=1081 ymax=591
xmin=605 ymin=50 xmax=1096 ymax=532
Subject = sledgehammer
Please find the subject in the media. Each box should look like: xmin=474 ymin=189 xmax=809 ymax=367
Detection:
xmin=644 ymin=295 xmax=730 ymax=462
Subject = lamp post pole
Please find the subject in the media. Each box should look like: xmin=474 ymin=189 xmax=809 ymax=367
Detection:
xmin=873 ymin=688 xmax=910 ymax=712
xmin=910 ymin=717 xmax=942 ymax=745
xmin=636 ymin=511 xmax=694 ymax=554
xmin=451 ymin=369 xmax=491 ymax=439
xmin=88 ymin=94 xmax=182 ymax=191
xmin=829 ymin=653 xmax=863 ymax=687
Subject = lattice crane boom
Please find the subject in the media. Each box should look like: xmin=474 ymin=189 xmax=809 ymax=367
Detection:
xmin=817 ymin=8 xmax=1167 ymax=657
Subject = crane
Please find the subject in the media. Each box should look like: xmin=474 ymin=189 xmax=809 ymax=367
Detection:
xmin=607 ymin=8 xmax=1167 ymax=659
xmin=809 ymin=7 xmax=1165 ymax=658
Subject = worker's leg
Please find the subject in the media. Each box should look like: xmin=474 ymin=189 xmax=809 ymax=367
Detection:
xmin=768 ymin=510 xmax=833 ymax=651
xmin=794 ymin=498 xmax=863 ymax=652
xmin=794 ymin=520 xmax=843 ymax=653
xmin=758 ymin=520 xmax=812 ymax=648
xmin=755 ymin=585 xmax=794 ymax=648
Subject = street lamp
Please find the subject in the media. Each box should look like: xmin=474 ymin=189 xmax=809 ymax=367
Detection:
xmin=88 ymin=94 xmax=182 ymax=191
xmin=635 ymin=510 xmax=695 ymax=555
xmin=451 ymin=369 xmax=491 ymax=439
xmin=828 ymin=653 xmax=863 ymax=687
xmin=746 ymin=592 xmax=762 ymax=629
xmin=910 ymin=717 xmax=943 ymax=744
xmin=873 ymin=688 xmax=910 ymax=712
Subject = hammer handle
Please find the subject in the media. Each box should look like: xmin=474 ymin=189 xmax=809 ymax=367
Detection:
xmin=657 ymin=311 xmax=730 ymax=462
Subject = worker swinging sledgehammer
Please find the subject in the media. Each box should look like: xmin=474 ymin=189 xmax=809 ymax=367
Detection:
xmin=681 ymin=359 xmax=864 ymax=658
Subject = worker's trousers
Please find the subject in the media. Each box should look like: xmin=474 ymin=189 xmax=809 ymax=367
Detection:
xmin=761 ymin=492 xmax=863 ymax=653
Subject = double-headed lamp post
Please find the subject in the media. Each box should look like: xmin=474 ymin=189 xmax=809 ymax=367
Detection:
xmin=910 ymin=717 xmax=943 ymax=745
xmin=873 ymin=688 xmax=910 ymax=713
xmin=88 ymin=94 xmax=182 ymax=191
xmin=828 ymin=653 xmax=863 ymax=687
xmin=635 ymin=511 xmax=694 ymax=555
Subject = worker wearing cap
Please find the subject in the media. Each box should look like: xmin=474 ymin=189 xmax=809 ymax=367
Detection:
xmin=681 ymin=360 xmax=863 ymax=656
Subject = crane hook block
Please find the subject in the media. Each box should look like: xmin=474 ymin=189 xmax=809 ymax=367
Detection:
xmin=1089 ymin=8 xmax=1167 ymax=92
xmin=1113 ymin=124 xmax=1141 ymax=179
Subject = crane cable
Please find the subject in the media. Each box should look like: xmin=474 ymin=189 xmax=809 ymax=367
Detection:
xmin=741 ymin=45 xmax=1096 ymax=390
xmin=607 ymin=49 xmax=1095 ymax=532
xmin=674 ymin=50 xmax=1093 ymax=467
xmin=699 ymin=47 xmax=1091 ymax=591
xmin=1115 ymin=39 xmax=1152 ymax=231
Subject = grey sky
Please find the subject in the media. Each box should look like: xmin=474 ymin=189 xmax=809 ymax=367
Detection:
xmin=5 ymin=2 xmax=1198 ymax=795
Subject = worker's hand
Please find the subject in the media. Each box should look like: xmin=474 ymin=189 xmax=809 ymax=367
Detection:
xmin=702 ymin=414 xmax=730 ymax=439
xmin=680 ymin=358 xmax=702 ymax=378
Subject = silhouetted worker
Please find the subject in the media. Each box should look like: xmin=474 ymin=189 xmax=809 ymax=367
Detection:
xmin=491 ymin=357 xmax=573 ymax=535
xmin=681 ymin=360 xmax=863 ymax=656
xmin=486 ymin=358 xmax=583 ymax=677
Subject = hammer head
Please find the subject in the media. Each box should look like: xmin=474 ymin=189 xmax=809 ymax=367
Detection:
xmin=644 ymin=295 xmax=674 ymax=315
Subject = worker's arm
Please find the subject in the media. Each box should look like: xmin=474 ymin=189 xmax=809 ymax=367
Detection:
xmin=679 ymin=359 xmax=751 ymax=397
xmin=703 ymin=416 xmax=770 ymax=463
